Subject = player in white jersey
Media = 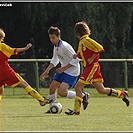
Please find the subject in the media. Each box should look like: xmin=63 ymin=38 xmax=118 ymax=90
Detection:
xmin=41 ymin=26 xmax=90 ymax=113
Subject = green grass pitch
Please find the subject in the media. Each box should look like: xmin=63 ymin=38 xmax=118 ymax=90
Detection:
xmin=0 ymin=88 xmax=132 ymax=131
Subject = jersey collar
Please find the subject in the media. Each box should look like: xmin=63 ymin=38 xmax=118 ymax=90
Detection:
xmin=54 ymin=39 xmax=62 ymax=47
xmin=80 ymin=34 xmax=89 ymax=41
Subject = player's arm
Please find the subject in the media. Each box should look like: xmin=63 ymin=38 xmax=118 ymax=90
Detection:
xmin=41 ymin=63 xmax=54 ymax=79
xmin=16 ymin=43 xmax=32 ymax=52
xmin=56 ymin=57 xmax=80 ymax=73
xmin=87 ymin=53 xmax=98 ymax=64
xmin=56 ymin=63 xmax=72 ymax=73
xmin=73 ymin=52 xmax=81 ymax=59
xmin=41 ymin=47 xmax=59 ymax=79
xmin=73 ymin=44 xmax=81 ymax=59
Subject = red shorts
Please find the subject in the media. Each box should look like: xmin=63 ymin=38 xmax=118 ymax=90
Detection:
xmin=78 ymin=62 xmax=104 ymax=84
xmin=0 ymin=66 xmax=24 ymax=88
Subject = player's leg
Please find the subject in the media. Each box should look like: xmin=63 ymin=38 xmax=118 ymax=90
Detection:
xmin=47 ymin=72 xmax=78 ymax=101
xmin=58 ymin=82 xmax=75 ymax=98
xmin=47 ymin=72 xmax=62 ymax=102
xmin=48 ymin=80 xmax=61 ymax=101
xmin=57 ymin=73 xmax=90 ymax=110
xmin=62 ymin=72 xmax=90 ymax=110
xmin=58 ymin=73 xmax=89 ymax=99
xmin=0 ymin=86 xmax=4 ymax=102
xmin=65 ymin=81 xmax=86 ymax=115
xmin=74 ymin=82 xmax=86 ymax=114
xmin=45 ymin=80 xmax=61 ymax=113
xmin=92 ymin=82 xmax=110 ymax=94
xmin=46 ymin=80 xmax=83 ymax=112
xmin=5 ymin=68 xmax=52 ymax=106
xmin=11 ymin=73 xmax=52 ymax=106
xmin=53 ymin=72 xmax=77 ymax=98
xmin=58 ymin=82 xmax=89 ymax=100
xmin=58 ymin=82 xmax=90 ymax=111
xmin=19 ymin=81 xmax=53 ymax=106
xmin=92 ymin=82 xmax=130 ymax=106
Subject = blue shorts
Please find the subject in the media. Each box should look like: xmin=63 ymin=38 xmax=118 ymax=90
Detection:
xmin=52 ymin=72 xmax=78 ymax=89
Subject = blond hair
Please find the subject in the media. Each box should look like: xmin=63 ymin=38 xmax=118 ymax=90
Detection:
xmin=0 ymin=28 xmax=5 ymax=39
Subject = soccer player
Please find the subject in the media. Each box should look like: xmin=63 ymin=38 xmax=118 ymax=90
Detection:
xmin=65 ymin=21 xmax=130 ymax=115
xmin=41 ymin=26 xmax=90 ymax=113
xmin=0 ymin=28 xmax=52 ymax=106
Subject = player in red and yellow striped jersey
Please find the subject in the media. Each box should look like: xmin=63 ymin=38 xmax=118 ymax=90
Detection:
xmin=0 ymin=28 xmax=52 ymax=106
xmin=65 ymin=21 xmax=130 ymax=115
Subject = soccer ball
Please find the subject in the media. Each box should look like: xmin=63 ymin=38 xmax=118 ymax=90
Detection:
xmin=50 ymin=102 xmax=62 ymax=114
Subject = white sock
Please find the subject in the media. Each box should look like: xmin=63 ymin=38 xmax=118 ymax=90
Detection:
xmin=48 ymin=93 xmax=56 ymax=108
xmin=48 ymin=93 xmax=56 ymax=101
xmin=82 ymin=93 xmax=85 ymax=97
xmin=67 ymin=90 xmax=76 ymax=98
xmin=67 ymin=90 xmax=86 ymax=98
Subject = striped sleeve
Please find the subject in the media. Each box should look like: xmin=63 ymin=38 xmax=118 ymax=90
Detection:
xmin=84 ymin=37 xmax=105 ymax=53
xmin=1 ymin=43 xmax=19 ymax=57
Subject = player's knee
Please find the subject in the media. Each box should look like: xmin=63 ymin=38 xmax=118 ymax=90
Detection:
xmin=57 ymin=89 xmax=66 ymax=97
xmin=57 ymin=89 xmax=63 ymax=96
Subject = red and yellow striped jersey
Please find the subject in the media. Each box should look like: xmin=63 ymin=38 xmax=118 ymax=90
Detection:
xmin=77 ymin=34 xmax=105 ymax=67
xmin=0 ymin=43 xmax=18 ymax=68
xmin=0 ymin=43 xmax=20 ymax=88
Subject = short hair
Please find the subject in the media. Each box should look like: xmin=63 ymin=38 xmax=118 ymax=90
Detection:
xmin=48 ymin=26 xmax=61 ymax=36
xmin=74 ymin=21 xmax=91 ymax=37
xmin=0 ymin=28 xmax=5 ymax=39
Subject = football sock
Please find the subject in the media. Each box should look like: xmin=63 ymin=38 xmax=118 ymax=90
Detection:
xmin=67 ymin=91 xmax=85 ymax=99
xmin=108 ymin=88 xmax=117 ymax=96
xmin=108 ymin=88 xmax=125 ymax=98
xmin=67 ymin=90 xmax=76 ymax=98
xmin=48 ymin=93 xmax=56 ymax=101
xmin=82 ymin=92 xmax=85 ymax=97
xmin=24 ymin=85 xmax=44 ymax=102
xmin=48 ymin=93 xmax=56 ymax=108
xmin=74 ymin=96 xmax=83 ymax=113
xmin=117 ymin=90 xmax=125 ymax=98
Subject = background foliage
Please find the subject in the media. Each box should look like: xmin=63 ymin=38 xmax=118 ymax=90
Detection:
xmin=0 ymin=2 xmax=133 ymax=87
xmin=0 ymin=2 xmax=133 ymax=58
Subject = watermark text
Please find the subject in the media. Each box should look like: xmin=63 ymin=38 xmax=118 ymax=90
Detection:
xmin=0 ymin=3 xmax=12 ymax=7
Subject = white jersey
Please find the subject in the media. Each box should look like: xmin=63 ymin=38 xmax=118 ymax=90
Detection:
xmin=50 ymin=40 xmax=80 ymax=76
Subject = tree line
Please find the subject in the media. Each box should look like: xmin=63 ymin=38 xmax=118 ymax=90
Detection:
xmin=0 ymin=2 xmax=133 ymax=88
xmin=0 ymin=2 xmax=133 ymax=59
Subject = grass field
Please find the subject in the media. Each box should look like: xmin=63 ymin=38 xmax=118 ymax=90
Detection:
xmin=0 ymin=88 xmax=132 ymax=132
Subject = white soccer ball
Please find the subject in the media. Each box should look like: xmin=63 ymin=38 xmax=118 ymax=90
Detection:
xmin=49 ymin=102 xmax=62 ymax=114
